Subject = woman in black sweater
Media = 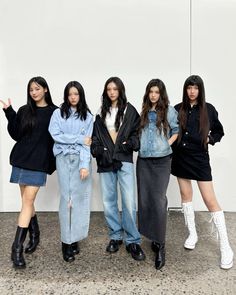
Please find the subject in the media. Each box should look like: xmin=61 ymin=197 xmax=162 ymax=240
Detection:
xmin=171 ymin=75 xmax=233 ymax=269
xmin=0 ymin=76 xmax=57 ymax=269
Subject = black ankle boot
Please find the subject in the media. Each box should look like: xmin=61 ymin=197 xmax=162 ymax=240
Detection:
xmin=62 ymin=242 xmax=75 ymax=262
xmin=11 ymin=226 xmax=28 ymax=269
xmin=25 ymin=215 xmax=40 ymax=254
xmin=71 ymin=242 xmax=80 ymax=255
xmin=154 ymin=243 xmax=165 ymax=270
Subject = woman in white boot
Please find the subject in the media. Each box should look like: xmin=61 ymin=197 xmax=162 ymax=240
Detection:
xmin=171 ymin=75 xmax=234 ymax=269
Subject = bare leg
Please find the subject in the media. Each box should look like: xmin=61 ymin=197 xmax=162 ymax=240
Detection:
xmin=177 ymin=178 xmax=193 ymax=202
xmin=19 ymin=185 xmax=36 ymax=217
xmin=18 ymin=186 xmax=40 ymax=228
xmin=197 ymin=181 xmax=221 ymax=211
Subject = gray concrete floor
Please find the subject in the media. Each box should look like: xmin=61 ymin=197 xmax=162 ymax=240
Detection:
xmin=0 ymin=211 xmax=235 ymax=294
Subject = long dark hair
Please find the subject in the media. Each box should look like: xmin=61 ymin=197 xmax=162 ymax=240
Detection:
xmin=178 ymin=75 xmax=209 ymax=146
xmin=21 ymin=76 xmax=53 ymax=133
xmin=140 ymin=79 xmax=169 ymax=137
xmin=60 ymin=81 xmax=91 ymax=120
xmin=101 ymin=77 xmax=127 ymax=132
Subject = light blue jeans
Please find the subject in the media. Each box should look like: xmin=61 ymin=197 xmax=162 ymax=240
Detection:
xmin=56 ymin=153 xmax=92 ymax=244
xmin=100 ymin=162 xmax=141 ymax=245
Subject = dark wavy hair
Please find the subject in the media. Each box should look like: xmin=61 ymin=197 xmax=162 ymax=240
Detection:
xmin=178 ymin=75 xmax=209 ymax=146
xmin=21 ymin=76 xmax=54 ymax=133
xmin=140 ymin=79 xmax=169 ymax=137
xmin=60 ymin=81 xmax=91 ymax=120
xmin=101 ymin=77 xmax=127 ymax=131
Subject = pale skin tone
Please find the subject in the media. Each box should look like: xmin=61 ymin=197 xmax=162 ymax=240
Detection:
xmin=68 ymin=86 xmax=91 ymax=180
xmin=177 ymin=85 xmax=221 ymax=212
xmin=0 ymin=82 xmax=48 ymax=227
xmin=149 ymin=86 xmax=178 ymax=145
xmin=106 ymin=82 xmax=119 ymax=143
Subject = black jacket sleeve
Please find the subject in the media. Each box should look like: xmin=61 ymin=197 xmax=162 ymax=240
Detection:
xmin=208 ymin=105 xmax=224 ymax=145
xmin=119 ymin=106 xmax=140 ymax=153
xmin=91 ymin=130 xmax=104 ymax=158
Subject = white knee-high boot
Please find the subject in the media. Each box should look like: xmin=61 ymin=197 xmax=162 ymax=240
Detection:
xmin=211 ymin=211 xmax=234 ymax=269
xmin=182 ymin=202 xmax=198 ymax=249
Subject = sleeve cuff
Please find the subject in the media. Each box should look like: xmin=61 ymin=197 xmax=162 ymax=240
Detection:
xmin=79 ymin=162 xmax=90 ymax=170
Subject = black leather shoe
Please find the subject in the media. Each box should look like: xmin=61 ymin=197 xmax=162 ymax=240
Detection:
xmin=62 ymin=243 xmax=75 ymax=262
xmin=106 ymin=239 xmax=123 ymax=253
xmin=155 ymin=243 xmax=165 ymax=270
xmin=71 ymin=242 xmax=80 ymax=255
xmin=126 ymin=243 xmax=146 ymax=261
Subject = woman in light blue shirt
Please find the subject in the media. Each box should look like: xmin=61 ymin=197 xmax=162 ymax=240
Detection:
xmin=49 ymin=81 xmax=93 ymax=263
xmin=137 ymin=79 xmax=178 ymax=270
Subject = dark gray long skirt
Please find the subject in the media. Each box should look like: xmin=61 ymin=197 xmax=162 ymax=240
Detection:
xmin=137 ymin=156 xmax=171 ymax=243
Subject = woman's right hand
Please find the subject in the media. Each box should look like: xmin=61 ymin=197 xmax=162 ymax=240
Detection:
xmin=0 ymin=98 xmax=11 ymax=109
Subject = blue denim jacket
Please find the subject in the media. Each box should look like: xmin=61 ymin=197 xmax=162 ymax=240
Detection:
xmin=139 ymin=105 xmax=179 ymax=158
xmin=48 ymin=108 xmax=93 ymax=170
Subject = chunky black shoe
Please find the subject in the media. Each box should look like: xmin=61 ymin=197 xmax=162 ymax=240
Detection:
xmin=106 ymin=239 xmax=123 ymax=253
xmin=11 ymin=226 xmax=28 ymax=269
xmin=154 ymin=243 xmax=166 ymax=270
xmin=71 ymin=242 xmax=80 ymax=255
xmin=126 ymin=243 xmax=146 ymax=261
xmin=25 ymin=215 xmax=40 ymax=254
xmin=62 ymin=243 xmax=75 ymax=262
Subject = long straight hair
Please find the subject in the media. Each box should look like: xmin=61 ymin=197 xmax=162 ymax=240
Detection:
xmin=178 ymin=75 xmax=209 ymax=146
xmin=60 ymin=81 xmax=91 ymax=120
xmin=140 ymin=79 xmax=169 ymax=137
xmin=21 ymin=76 xmax=54 ymax=133
xmin=101 ymin=77 xmax=127 ymax=131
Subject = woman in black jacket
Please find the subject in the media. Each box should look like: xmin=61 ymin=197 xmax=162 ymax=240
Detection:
xmin=0 ymin=76 xmax=57 ymax=269
xmin=171 ymin=75 xmax=233 ymax=269
xmin=91 ymin=77 xmax=145 ymax=261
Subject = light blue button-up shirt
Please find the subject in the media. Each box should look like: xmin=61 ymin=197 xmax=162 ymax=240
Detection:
xmin=139 ymin=105 xmax=179 ymax=158
xmin=48 ymin=108 xmax=93 ymax=170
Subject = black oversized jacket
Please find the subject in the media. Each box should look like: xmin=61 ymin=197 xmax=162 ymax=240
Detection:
xmin=91 ymin=102 xmax=140 ymax=172
xmin=174 ymin=102 xmax=224 ymax=151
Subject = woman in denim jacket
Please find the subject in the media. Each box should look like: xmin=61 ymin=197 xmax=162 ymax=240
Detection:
xmin=49 ymin=81 xmax=93 ymax=262
xmin=137 ymin=79 xmax=178 ymax=270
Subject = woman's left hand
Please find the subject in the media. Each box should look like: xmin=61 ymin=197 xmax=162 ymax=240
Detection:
xmin=80 ymin=168 xmax=89 ymax=180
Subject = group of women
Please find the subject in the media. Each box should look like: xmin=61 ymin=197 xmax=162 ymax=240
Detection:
xmin=0 ymin=75 xmax=233 ymax=271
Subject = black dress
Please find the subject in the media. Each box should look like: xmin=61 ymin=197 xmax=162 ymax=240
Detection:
xmin=171 ymin=102 xmax=224 ymax=181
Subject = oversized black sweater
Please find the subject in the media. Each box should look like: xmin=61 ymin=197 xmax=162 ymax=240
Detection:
xmin=3 ymin=104 xmax=57 ymax=174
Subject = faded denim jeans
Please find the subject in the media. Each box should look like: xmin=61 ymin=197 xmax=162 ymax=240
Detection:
xmin=56 ymin=153 xmax=92 ymax=244
xmin=100 ymin=162 xmax=141 ymax=245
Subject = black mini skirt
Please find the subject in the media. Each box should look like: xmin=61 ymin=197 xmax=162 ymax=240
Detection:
xmin=171 ymin=148 xmax=212 ymax=181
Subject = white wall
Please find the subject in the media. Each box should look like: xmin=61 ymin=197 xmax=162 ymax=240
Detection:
xmin=0 ymin=0 xmax=235 ymax=212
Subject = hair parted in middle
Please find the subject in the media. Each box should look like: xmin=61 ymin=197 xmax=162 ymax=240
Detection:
xmin=60 ymin=81 xmax=91 ymax=120
xmin=101 ymin=77 xmax=127 ymax=132
xmin=140 ymin=78 xmax=170 ymax=137
xmin=21 ymin=76 xmax=54 ymax=134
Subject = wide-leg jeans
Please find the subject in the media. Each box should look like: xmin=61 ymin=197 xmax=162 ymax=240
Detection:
xmin=100 ymin=162 xmax=141 ymax=245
